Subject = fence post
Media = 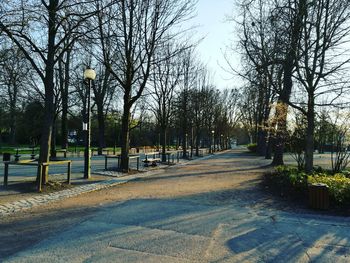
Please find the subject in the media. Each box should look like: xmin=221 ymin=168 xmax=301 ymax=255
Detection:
xmin=37 ymin=164 xmax=43 ymax=192
xmin=67 ymin=161 xmax=71 ymax=184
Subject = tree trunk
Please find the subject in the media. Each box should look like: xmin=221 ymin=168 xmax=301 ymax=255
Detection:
xmin=50 ymin=119 xmax=57 ymax=158
xmin=97 ymin=104 xmax=106 ymax=155
xmin=60 ymin=52 xmax=70 ymax=151
xmin=181 ymin=93 xmax=188 ymax=159
xmin=38 ymin=92 xmax=54 ymax=184
xmin=37 ymin=0 xmax=57 ymax=185
xmin=9 ymin=103 xmax=16 ymax=145
xmin=271 ymin=0 xmax=306 ymax=166
xmin=182 ymin=132 xmax=187 ymax=159
xmin=257 ymin=129 xmax=267 ymax=156
xmin=160 ymin=126 xmax=166 ymax=162
xmin=272 ymin=102 xmax=288 ymax=166
xmin=120 ymin=101 xmax=131 ymax=172
xmin=195 ymin=126 xmax=200 ymax=156
xmin=305 ymin=97 xmax=315 ymax=173
xmin=61 ymin=99 xmax=68 ymax=150
xmin=265 ymin=134 xmax=273 ymax=159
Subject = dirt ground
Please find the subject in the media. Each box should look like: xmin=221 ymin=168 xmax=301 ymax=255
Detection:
xmin=3 ymin=150 xmax=339 ymax=222
xmin=0 ymin=151 xmax=341 ymax=220
xmin=1 ymin=149 xmax=347 ymax=261
xmin=1 ymin=150 xmax=273 ymax=220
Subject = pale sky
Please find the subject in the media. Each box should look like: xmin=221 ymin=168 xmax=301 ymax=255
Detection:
xmin=192 ymin=0 xmax=240 ymax=89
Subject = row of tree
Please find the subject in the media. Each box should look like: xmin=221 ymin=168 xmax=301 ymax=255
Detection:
xmin=0 ymin=0 xmax=242 ymax=181
xmin=231 ymin=0 xmax=350 ymax=172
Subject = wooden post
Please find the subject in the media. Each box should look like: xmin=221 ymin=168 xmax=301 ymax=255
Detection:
xmin=4 ymin=162 xmax=9 ymax=187
xmin=137 ymin=156 xmax=139 ymax=171
xmin=67 ymin=161 xmax=71 ymax=184
xmin=38 ymin=164 xmax=43 ymax=192
xmin=105 ymin=155 xmax=108 ymax=170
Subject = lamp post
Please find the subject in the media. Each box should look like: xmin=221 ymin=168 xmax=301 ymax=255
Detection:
xmin=83 ymin=68 xmax=96 ymax=179
xmin=113 ymin=117 xmax=117 ymax=155
xmin=211 ymin=130 xmax=215 ymax=153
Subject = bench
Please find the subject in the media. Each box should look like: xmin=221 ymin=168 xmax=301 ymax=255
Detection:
xmin=142 ymin=158 xmax=161 ymax=167
xmin=54 ymin=149 xmax=67 ymax=158
xmin=10 ymin=147 xmax=39 ymax=161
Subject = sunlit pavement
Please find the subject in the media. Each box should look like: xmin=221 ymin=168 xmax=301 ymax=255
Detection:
xmin=2 ymin=150 xmax=350 ymax=262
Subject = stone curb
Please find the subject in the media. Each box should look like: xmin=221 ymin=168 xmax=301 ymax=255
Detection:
xmin=0 ymin=179 xmax=129 ymax=217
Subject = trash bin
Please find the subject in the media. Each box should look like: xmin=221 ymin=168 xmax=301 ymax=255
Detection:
xmin=3 ymin=152 xmax=11 ymax=162
xmin=309 ymin=183 xmax=329 ymax=210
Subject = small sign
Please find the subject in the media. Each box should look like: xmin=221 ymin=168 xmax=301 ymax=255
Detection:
xmin=82 ymin=122 xmax=88 ymax=131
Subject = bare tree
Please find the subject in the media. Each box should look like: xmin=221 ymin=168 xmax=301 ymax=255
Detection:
xmin=0 ymin=44 xmax=30 ymax=144
xmin=150 ymin=41 xmax=183 ymax=162
xmin=0 ymin=0 xmax=95 ymax=183
xmin=97 ymin=0 xmax=195 ymax=171
xmin=292 ymin=0 xmax=350 ymax=172
xmin=92 ymin=66 xmax=116 ymax=155
xmin=235 ymin=0 xmax=307 ymax=163
xmin=178 ymin=49 xmax=198 ymax=158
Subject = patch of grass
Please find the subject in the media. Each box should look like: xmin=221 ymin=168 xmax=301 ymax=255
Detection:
xmin=247 ymin=143 xmax=257 ymax=153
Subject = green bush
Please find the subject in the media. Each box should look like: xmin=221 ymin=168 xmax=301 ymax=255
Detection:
xmin=274 ymin=166 xmax=308 ymax=191
xmin=308 ymin=174 xmax=350 ymax=204
xmin=269 ymin=166 xmax=350 ymax=205
xmin=247 ymin=143 xmax=257 ymax=153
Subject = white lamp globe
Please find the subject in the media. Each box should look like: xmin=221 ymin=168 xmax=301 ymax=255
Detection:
xmin=84 ymin=68 xmax=96 ymax=80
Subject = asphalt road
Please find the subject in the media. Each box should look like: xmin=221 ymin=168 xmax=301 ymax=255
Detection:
xmin=1 ymin=150 xmax=350 ymax=262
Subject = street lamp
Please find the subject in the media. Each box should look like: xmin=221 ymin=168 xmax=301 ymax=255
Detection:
xmin=83 ymin=68 xmax=96 ymax=179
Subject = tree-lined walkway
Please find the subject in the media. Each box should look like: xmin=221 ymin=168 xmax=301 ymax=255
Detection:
xmin=1 ymin=149 xmax=350 ymax=262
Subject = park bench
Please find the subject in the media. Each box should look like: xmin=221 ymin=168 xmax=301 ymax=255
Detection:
xmin=7 ymin=147 xmax=39 ymax=161
xmin=142 ymin=157 xmax=161 ymax=167
xmin=54 ymin=149 xmax=67 ymax=158
xmin=142 ymin=151 xmax=161 ymax=167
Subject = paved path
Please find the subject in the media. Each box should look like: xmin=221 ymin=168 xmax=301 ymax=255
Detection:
xmin=1 ymin=150 xmax=350 ymax=262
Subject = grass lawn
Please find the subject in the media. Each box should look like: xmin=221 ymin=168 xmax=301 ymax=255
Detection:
xmin=0 ymin=145 xmax=122 ymax=155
